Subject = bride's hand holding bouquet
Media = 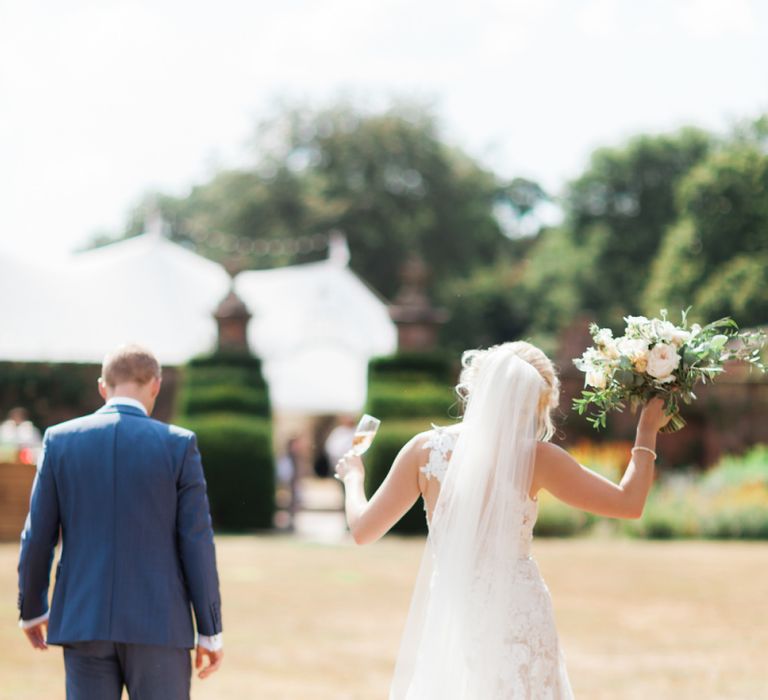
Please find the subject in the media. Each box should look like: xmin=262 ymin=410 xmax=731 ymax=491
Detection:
xmin=573 ymin=309 xmax=766 ymax=432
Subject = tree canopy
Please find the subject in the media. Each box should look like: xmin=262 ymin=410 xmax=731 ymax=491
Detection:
xmin=116 ymin=104 xmax=767 ymax=351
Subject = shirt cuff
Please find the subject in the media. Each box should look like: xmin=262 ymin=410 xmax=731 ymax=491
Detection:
xmin=19 ymin=610 xmax=50 ymax=629
xmin=197 ymin=633 xmax=223 ymax=651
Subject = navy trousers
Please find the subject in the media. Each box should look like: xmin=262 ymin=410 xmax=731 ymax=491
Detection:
xmin=63 ymin=641 xmax=191 ymax=700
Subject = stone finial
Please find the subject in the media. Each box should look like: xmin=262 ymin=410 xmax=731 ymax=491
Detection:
xmin=388 ymin=255 xmax=448 ymax=352
xmin=214 ymin=287 xmax=252 ymax=352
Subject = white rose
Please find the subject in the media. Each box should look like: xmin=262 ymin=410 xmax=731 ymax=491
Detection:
xmin=594 ymin=328 xmax=613 ymax=346
xmin=669 ymin=328 xmax=691 ymax=347
xmin=646 ymin=343 xmax=681 ymax=380
xmin=624 ymin=315 xmax=651 ymax=338
xmin=600 ymin=340 xmax=620 ymax=360
xmin=651 ymin=319 xmax=677 ymax=343
xmin=586 ymin=369 xmax=608 ymax=389
xmin=617 ymin=337 xmax=649 ymax=361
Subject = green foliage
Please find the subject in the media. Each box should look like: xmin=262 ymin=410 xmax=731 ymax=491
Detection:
xmin=179 ymin=353 xmax=270 ymax=419
xmin=178 ymin=351 xmax=274 ymax=531
xmin=561 ymin=128 xmax=713 ymax=323
xmin=366 ymin=382 xmax=457 ymax=420
xmin=625 ymin=445 xmax=768 ymax=540
xmin=126 ymin=102 xmax=535 ymax=300
xmin=694 ymin=254 xmax=768 ymax=327
xmin=533 ymin=492 xmax=594 ymax=537
xmin=181 ymin=384 xmax=270 ymax=418
xmin=645 ymin=146 xmax=768 ymax=325
xmin=181 ymin=414 xmax=275 ymax=531
xmin=439 ymin=256 xmax=534 ymax=351
xmin=368 ymin=351 xmax=456 ymax=384
xmin=0 ymin=362 xmax=101 ymax=429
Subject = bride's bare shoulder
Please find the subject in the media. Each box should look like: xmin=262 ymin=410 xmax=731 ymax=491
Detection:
xmin=534 ymin=441 xmax=573 ymax=470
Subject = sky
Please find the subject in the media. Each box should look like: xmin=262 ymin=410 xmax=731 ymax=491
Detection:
xmin=1 ymin=0 xmax=767 ymax=263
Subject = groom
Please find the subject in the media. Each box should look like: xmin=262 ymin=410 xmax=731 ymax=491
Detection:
xmin=17 ymin=344 xmax=223 ymax=699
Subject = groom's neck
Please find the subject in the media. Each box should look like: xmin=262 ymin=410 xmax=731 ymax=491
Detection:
xmin=104 ymin=381 xmax=158 ymax=415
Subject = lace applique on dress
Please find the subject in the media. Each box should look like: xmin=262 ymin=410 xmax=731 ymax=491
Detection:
xmin=420 ymin=427 xmax=458 ymax=483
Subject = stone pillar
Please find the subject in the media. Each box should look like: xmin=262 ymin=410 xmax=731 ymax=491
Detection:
xmin=214 ymin=287 xmax=252 ymax=353
xmin=388 ymin=256 xmax=448 ymax=352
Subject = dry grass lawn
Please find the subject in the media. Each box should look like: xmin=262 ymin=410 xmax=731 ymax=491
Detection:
xmin=1 ymin=536 xmax=766 ymax=699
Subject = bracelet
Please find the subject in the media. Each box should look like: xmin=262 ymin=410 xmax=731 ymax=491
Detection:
xmin=631 ymin=446 xmax=657 ymax=460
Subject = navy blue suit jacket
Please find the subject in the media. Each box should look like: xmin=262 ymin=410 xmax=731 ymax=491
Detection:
xmin=17 ymin=403 xmax=222 ymax=649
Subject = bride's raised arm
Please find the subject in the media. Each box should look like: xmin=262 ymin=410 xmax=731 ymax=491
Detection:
xmin=336 ymin=433 xmax=428 ymax=545
xmin=531 ymin=398 xmax=671 ymax=519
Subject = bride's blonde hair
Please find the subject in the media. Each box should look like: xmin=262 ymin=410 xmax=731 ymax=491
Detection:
xmin=456 ymin=341 xmax=560 ymax=442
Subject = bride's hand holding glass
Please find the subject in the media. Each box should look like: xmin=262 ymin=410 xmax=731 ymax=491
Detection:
xmin=335 ymin=451 xmax=364 ymax=482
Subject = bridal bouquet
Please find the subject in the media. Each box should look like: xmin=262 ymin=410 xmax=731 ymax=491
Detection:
xmin=573 ymin=310 xmax=766 ymax=432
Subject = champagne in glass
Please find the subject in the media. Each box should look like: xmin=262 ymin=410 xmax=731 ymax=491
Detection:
xmin=351 ymin=414 xmax=381 ymax=456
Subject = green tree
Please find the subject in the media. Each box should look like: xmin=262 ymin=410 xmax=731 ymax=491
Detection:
xmin=127 ymin=102 xmax=544 ymax=299
xmin=557 ymin=128 xmax=713 ymax=323
xmin=644 ymin=146 xmax=768 ymax=327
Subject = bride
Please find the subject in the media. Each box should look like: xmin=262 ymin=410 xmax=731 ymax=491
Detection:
xmin=335 ymin=341 xmax=672 ymax=699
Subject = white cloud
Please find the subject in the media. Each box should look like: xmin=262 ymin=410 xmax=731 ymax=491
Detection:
xmin=677 ymin=0 xmax=755 ymax=39
xmin=577 ymin=0 xmax=622 ymax=39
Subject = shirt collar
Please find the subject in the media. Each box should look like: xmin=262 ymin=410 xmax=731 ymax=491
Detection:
xmin=105 ymin=396 xmax=148 ymax=415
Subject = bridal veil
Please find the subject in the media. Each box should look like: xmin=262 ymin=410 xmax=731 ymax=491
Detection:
xmin=391 ymin=347 xmax=545 ymax=699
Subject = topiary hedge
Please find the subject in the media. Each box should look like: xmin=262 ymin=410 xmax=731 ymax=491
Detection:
xmin=178 ymin=352 xmax=270 ymax=419
xmin=182 ymin=414 xmax=275 ymax=531
xmin=368 ymin=351 xmax=456 ymax=384
xmin=181 ymin=384 xmax=270 ymax=417
xmin=364 ymin=350 xmax=459 ymax=535
xmin=177 ymin=351 xmax=275 ymax=531
xmin=366 ymin=382 xmax=457 ymax=419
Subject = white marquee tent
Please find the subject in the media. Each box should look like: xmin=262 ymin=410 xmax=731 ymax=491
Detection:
xmin=235 ymin=238 xmax=397 ymax=413
xmin=0 ymin=232 xmax=396 ymax=413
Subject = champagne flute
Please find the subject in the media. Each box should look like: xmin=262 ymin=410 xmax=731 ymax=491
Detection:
xmin=351 ymin=414 xmax=381 ymax=456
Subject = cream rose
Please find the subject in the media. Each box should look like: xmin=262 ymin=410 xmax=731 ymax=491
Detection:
xmin=669 ymin=328 xmax=691 ymax=347
xmin=646 ymin=342 xmax=681 ymax=380
xmin=651 ymin=319 xmax=677 ymax=343
xmin=618 ymin=337 xmax=649 ymax=362
xmin=586 ymin=369 xmax=608 ymax=389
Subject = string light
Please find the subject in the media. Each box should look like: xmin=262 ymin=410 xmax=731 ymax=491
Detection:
xmin=184 ymin=227 xmax=332 ymax=258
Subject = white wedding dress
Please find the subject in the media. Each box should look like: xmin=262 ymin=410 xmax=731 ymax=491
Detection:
xmin=390 ymin=354 xmax=574 ymax=699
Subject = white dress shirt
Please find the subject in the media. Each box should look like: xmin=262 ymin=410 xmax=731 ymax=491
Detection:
xmin=20 ymin=397 xmax=223 ymax=652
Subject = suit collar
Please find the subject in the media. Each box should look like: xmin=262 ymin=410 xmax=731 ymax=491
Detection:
xmin=96 ymin=401 xmax=149 ymax=419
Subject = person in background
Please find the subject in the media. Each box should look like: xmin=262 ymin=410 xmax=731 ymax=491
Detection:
xmin=324 ymin=415 xmax=356 ymax=471
xmin=0 ymin=407 xmax=43 ymax=464
xmin=277 ymin=434 xmax=308 ymax=523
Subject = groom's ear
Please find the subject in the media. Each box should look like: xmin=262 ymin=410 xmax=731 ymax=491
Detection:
xmin=97 ymin=378 xmax=108 ymax=401
xmin=150 ymin=376 xmax=162 ymax=398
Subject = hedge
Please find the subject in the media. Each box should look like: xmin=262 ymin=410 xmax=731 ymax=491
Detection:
xmin=364 ymin=351 xmax=460 ymax=535
xmin=181 ymin=384 xmax=269 ymax=417
xmin=366 ymin=382 xmax=457 ymax=420
xmin=181 ymin=413 xmax=275 ymax=531
xmin=178 ymin=352 xmax=270 ymax=419
xmin=533 ymin=491 xmax=595 ymax=537
xmin=368 ymin=351 xmax=456 ymax=384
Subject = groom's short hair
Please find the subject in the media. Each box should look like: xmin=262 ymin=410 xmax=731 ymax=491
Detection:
xmin=101 ymin=344 xmax=162 ymax=387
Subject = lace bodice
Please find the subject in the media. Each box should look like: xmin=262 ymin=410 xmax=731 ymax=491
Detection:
xmin=420 ymin=426 xmax=539 ymax=557
xmin=420 ymin=426 xmax=456 ymax=483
